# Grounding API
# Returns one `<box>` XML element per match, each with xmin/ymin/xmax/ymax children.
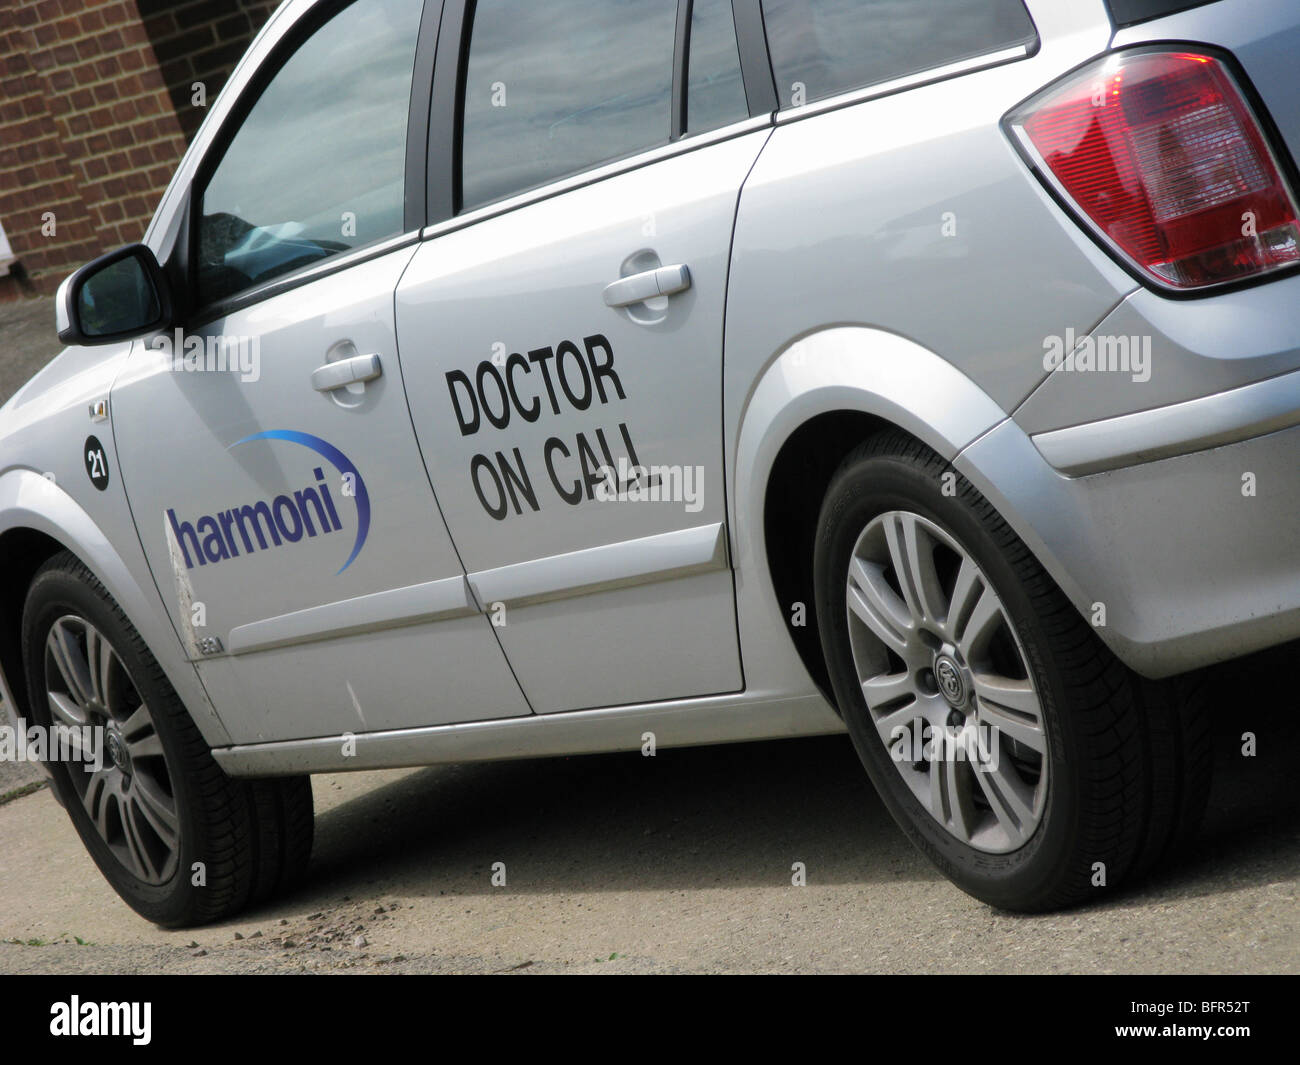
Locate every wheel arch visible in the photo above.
<box><xmin>733</xmin><ymin>326</ymin><xmax>1011</xmax><ymax>706</ymax></box>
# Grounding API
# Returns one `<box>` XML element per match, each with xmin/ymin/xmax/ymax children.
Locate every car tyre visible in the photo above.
<box><xmin>21</xmin><ymin>551</ymin><xmax>313</xmax><ymax>927</ymax></box>
<box><xmin>813</xmin><ymin>432</ymin><xmax>1210</xmax><ymax>911</ymax></box>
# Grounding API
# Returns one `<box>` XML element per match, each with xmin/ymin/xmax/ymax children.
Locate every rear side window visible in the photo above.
<box><xmin>460</xmin><ymin>0</ymin><xmax>678</xmax><ymax>211</ymax></box>
<box><xmin>1106</xmin><ymin>0</ymin><xmax>1221</xmax><ymax>27</ymax></box>
<box><xmin>687</xmin><ymin>0</ymin><xmax>749</xmax><ymax>134</ymax></box>
<box><xmin>761</xmin><ymin>0</ymin><xmax>1037</xmax><ymax>108</ymax></box>
<box><xmin>197</xmin><ymin>0</ymin><xmax>423</xmax><ymax>307</ymax></box>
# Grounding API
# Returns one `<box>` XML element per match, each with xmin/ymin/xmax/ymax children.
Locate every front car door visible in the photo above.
<box><xmin>112</xmin><ymin>0</ymin><xmax>529</xmax><ymax>745</ymax></box>
<box><xmin>395</xmin><ymin>0</ymin><xmax>769</xmax><ymax>713</ymax></box>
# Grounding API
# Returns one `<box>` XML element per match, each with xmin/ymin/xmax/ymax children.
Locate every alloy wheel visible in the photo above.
<box><xmin>43</xmin><ymin>615</ymin><xmax>180</xmax><ymax>884</ymax></box>
<box><xmin>844</xmin><ymin>511</ymin><xmax>1049</xmax><ymax>853</ymax></box>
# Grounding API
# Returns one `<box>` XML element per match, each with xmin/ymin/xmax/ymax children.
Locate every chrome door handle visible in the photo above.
<box><xmin>602</xmin><ymin>264</ymin><xmax>692</xmax><ymax>308</ymax></box>
<box><xmin>311</xmin><ymin>353</ymin><xmax>382</xmax><ymax>392</ymax></box>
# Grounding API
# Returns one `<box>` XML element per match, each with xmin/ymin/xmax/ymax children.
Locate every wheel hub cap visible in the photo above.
<box><xmin>105</xmin><ymin>728</ymin><xmax>131</xmax><ymax>776</ymax></box>
<box><xmin>934</xmin><ymin>652</ymin><xmax>968</xmax><ymax>708</ymax></box>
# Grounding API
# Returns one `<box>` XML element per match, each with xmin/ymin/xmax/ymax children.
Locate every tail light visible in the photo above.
<box><xmin>1008</xmin><ymin>49</ymin><xmax>1300</xmax><ymax>291</ymax></box>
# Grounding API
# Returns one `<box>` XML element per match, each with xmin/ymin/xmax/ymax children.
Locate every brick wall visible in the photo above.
<box><xmin>0</xmin><ymin>0</ymin><xmax>277</xmax><ymax>301</ymax></box>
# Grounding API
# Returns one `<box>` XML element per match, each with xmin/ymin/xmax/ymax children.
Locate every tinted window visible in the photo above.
<box><xmin>687</xmin><ymin>0</ymin><xmax>749</xmax><ymax>134</ymax></box>
<box><xmin>460</xmin><ymin>0</ymin><xmax>677</xmax><ymax>211</ymax></box>
<box><xmin>1106</xmin><ymin>0</ymin><xmax>1219</xmax><ymax>27</ymax></box>
<box><xmin>761</xmin><ymin>0</ymin><xmax>1036</xmax><ymax>107</ymax></box>
<box><xmin>197</xmin><ymin>0</ymin><xmax>423</xmax><ymax>307</ymax></box>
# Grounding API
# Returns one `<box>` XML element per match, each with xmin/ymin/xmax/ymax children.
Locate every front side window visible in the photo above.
<box><xmin>761</xmin><ymin>0</ymin><xmax>1036</xmax><ymax>108</ymax></box>
<box><xmin>460</xmin><ymin>0</ymin><xmax>678</xmax><ymax>212</ymax></box>
<box><xmin>196</xmin><ymin>0</ymin><xmax>423</xmax><ymax>307</ymax></box>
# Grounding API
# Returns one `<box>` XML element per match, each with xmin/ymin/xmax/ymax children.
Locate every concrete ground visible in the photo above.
<box><xmin>0</xmin><ymin>645</ymin><xmax>1297</xmax><ymax>974</ymax></box>
<box><xmin>0</xmin><ymin>295</ymin><xmax>1296</xmax><ymax>973</ymax></box>
<box><xmin>0</xmin><ymin>296</ymin><xmax>62</xmax><ymax>406</ymax></box>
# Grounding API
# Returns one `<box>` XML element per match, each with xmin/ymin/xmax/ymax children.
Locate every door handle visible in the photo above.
<box><xmin>311</xmin><ymin>352</ymin><xmax>382</xmax><ymax>392</ymax></box>
<box><xmin>602</xmin><ymin>264</ymin><xmax>692</xmax><ymax>308</ymax></box>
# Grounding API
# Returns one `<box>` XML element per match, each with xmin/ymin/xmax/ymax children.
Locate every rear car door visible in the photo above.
<box><xmin>112</xmin><ymin>0</ymin><xmax>530</xmax><ymax>745</ymax></box>
<box><xmin>394</xmin><ymin>0</ymin><xmax>768</xmax><ymax>713</ymax></box>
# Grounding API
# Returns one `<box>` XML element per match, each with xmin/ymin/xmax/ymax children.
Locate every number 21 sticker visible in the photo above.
<box><xmin>84</xmin><ymin>436</ymin><xmax>110</xmax><ymax>491</ymax></box>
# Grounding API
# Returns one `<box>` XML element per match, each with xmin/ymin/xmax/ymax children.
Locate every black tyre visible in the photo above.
<box><xmin>813</xmin><ymin>432</ymin><xmax>1209</xmax><ymax>911</ymax></box>
<box><xmin>21</xmin><ymin>551</ymin><xmax>314</xmax><ymax>927</ymax></box>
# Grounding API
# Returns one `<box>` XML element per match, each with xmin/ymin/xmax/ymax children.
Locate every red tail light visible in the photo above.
<box><xmin>1009</xmin><ymin>49</ymin><xmax>1300</xmax><ymax>291</ymax></box>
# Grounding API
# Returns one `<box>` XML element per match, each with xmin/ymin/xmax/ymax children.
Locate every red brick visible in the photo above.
<box><xmin>216</xmin><ymin>14</ymin><xmax>250</xmax><ymax>41</ymax></box>
<box><xmin>142</xmin><ymin>12</ymin><xmax>177</xmax><ymax>38</ymax></box>
<box><xmin>78</xmin><ymin>10</ymin><xmax>106</xmax><ymax>35</ymax></box>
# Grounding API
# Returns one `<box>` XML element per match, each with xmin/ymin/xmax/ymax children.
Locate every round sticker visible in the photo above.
<box><xmin>84</xmin><ymin>436</ymin><xmax>110</xmax><ymax>491</ymax></box>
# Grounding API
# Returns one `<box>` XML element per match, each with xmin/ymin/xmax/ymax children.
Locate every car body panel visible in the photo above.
<box><xmin>0</xmin><ymin>347</ymin><xmax>232</xmax><ymax>748</ymax></box>
<box><xmin>109</xmin><ymin>246</ymin><xmax>531</xmax><ymax>745</ymax></box>
<box><xmin>393</xmin><ymin>130</ymin><xmax>769</xmax><ymax>713</ymax></box>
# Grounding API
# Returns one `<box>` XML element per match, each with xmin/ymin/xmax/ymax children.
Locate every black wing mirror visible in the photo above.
<box><xmin>56</xmin><ymin>244</ymin><xmax>173</xmax><ymax>346</ymax></box>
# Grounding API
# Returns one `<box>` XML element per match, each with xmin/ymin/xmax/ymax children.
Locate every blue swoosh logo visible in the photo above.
<box><xmin>230</xmin><ymin>430</ymin><xmax>370</xmax><ymax>574</ymax></box>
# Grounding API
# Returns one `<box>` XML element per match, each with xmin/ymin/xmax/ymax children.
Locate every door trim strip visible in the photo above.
<box><xmin>226</xmin><ymin>575</ymin><xmax>478</xmax><ymax>656</ymax></box>
<box><xmin>468</xmin><ymin>522</ymin><xmax>729</xmax><ymax>609</ymax></box>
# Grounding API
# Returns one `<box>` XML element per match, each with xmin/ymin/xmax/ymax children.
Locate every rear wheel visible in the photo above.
<box><xmin>22</xmin><ymin>551</ymin><xmax>313</xmax><ymax>927</ymax></box>
<box><xmin>813</xmin><ymin>432</ymin><xmax>1210</xmax><ymax>911</ymax></box>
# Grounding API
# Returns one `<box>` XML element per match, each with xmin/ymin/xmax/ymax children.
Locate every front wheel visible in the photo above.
<box><xmin>22</xmin><ymin>552</ymin><xmax>314</xmax><ymax>927</ymax></box>
<box><xmin>813</xmin><ymin>432</ymin><xmax>1209</xmax><ymax>911</ymax></box>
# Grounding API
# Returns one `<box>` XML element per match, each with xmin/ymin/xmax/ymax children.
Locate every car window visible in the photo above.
<box><xmin>460</xmin><ymin>0</ymin><xmax>678</xmax><ymax>212</ymax></box>
<box><xmin>687</xmin><ymin>0</ymin><xmax>749</xmax><ymax>134</ymax></box>
<box><xmin>761</xmin><ymin>0</ymin><xmax>1036</xmax><ymax>108</ymax></box>
<box><xmin>196</xmin><ymin>0</ymin><xmax>423</xmax><ymax>307</ymax></box>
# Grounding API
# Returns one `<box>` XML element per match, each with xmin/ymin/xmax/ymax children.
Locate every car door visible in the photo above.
<box><xmin>394</xmin><ymin>0</ymin><xmax>768</xmax><ymax>713</ymax></box>
<box><xmin>111</xmin><ymin>0</ymin><xmax>529</xmax><ymax>745</ymax></box>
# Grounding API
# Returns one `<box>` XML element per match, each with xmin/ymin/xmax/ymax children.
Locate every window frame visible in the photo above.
<box><xmin>758</xmin><ymin>0</ymin><xmax>1040</xmax><ymax>123</ymax></box>
<box><xmin>183</xmin><ymin>0</ymin><xmax>443</xmax><ymax>328</ymax></box>
<box><xmin>426</xmin><ymin>0</ymin><xmax>777</xmax><ymax>229</ymax></box>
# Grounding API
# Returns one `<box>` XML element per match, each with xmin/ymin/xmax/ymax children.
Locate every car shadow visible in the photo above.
<box><xmin>303</xmin><ymin>641</ymin><xmax>1300</xmax><ymax>903</ymax></box>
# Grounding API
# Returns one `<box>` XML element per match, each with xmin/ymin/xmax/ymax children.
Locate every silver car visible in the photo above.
<box><xmin>3</xmin><ymin>0</ymin><xmax>1297</xmax><ymax>925</ymax></box>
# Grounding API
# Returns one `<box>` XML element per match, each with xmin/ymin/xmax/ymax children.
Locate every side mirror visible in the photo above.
<box><xmin>56</xmin><ymin>244</ymin><xmax>173</xmax><ymax>346</ymax></box>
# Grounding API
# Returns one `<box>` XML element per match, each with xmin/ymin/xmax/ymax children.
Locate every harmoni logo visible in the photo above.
<box><xmin>50</xmin><ymin>997</ymin><xmax>151</xmax><ymax>1045</ymax></box>
<box><xmin>166</xmin><ymin>431</ymin><xmax>370</xmax><ymax>575</ymax></box>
